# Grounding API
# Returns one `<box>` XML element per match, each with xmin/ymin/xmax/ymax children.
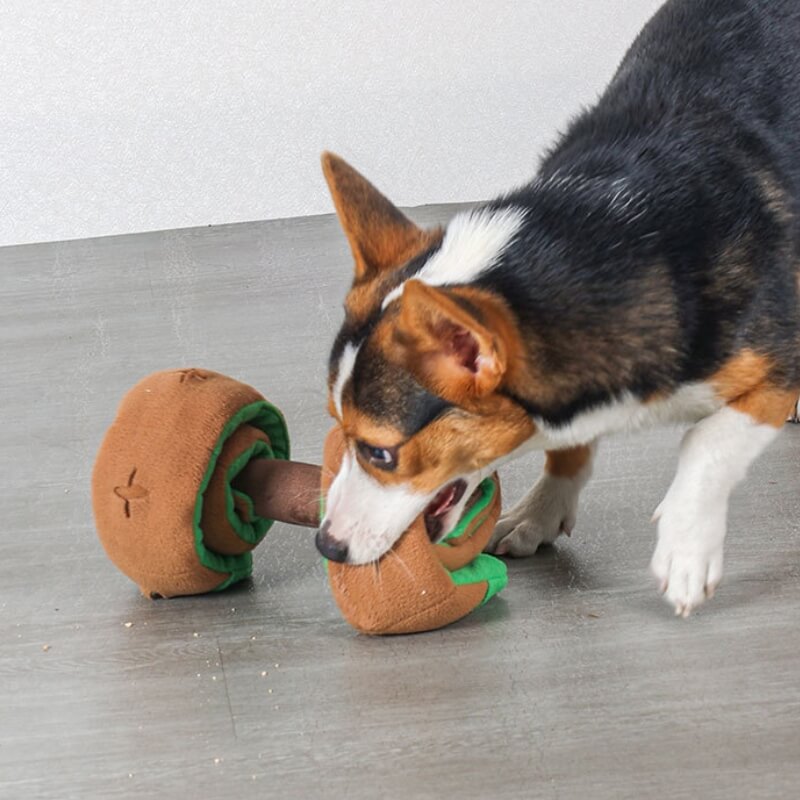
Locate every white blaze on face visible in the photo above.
<box><xmin>331</xmin><ymin>341</ymin><xmax>360</xmax><ymax>418</ymax></box>
<box><xmin>382</xmin><ymin>206</ymin><xmax>526</xmax><ymax>309</ymax></box>
<box><xmin>322</xmin><ymin>450</ymin><xmax>435</xmax><ymax>563</ymax></box>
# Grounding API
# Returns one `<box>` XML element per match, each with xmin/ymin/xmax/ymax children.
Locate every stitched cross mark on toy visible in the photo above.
<box><xmin>114</xmin><ymin>468</ymin><xmax>148</xmax><ymax>518</ymax></box>
<box><xmin>178</xmin><ymin>369</ymin><xmax>209</xmax><ymax>383</ymax></box>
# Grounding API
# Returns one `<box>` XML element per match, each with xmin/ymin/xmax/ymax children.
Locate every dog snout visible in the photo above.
<box><xmin>315</xmin><ymin>519</ymin><xmax>349</xmax><ymax>563</ymax></box>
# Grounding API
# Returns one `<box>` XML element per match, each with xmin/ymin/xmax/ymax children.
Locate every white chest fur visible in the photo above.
<box><xmin>531</xmin><ymin>382</ymin><xmax>722</xmax><ymax>450</ymax></box>
<box><xmin>533</xmin><ymin>383</ymin><xmax>722</xmax><ymax>449</ymax></box>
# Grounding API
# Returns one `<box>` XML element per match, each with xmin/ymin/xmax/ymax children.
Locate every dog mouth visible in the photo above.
<box><xmin>423</xmin><ymin>479</ymin><xmax>477</xmax><ymax>541</ymax></box>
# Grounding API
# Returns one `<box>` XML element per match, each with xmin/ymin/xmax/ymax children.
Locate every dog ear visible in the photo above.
<box><xmin>394</xmin><ymin>280</ymin><xmax>510</xmax><ymax>400</ymax></box>
<box><xmin>321</xmin><ymin>152</ymin><xmax>438</xmax><ymax>281</ymax></box>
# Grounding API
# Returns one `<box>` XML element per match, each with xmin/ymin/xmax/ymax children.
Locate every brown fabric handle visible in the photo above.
<box><xmin>232</xmin><ymin>458</ymin><xmax>322</xmax><ymax>528</ymax></box>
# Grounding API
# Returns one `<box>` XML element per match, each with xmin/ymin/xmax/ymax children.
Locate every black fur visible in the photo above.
<box><xmin>474</xmin><ymin>0</ymin><xmax>800</xmax><ymax>425</ymax></box>
<box><xmin>352</xmin><ymin>343</ymin><xmax>453</xmax><ymax>437</ymax></box>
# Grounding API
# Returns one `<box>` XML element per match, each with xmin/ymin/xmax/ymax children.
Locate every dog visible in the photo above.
<box><xmin>315</xmin><ymin>0</ymin><xmax>800</xmax><ymax>617</ymax></box>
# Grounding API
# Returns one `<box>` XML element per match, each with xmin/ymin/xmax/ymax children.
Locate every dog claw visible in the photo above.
<box><xmin>673</xmin><ymin>601</ymin><xmax>693</xmax><ymax>618</ymax></box>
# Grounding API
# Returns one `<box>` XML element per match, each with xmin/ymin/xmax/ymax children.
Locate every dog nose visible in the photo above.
<box><xmin>315</xmin><ymin>520</ymin><xmax>349</xmax><ymax>563</ymax></box>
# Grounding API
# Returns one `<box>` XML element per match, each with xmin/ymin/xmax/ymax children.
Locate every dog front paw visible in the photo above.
<box><xmin>487</xmin><ymin>514</ymin><xmax>571</xmax><ymax>557</ymax></box>
<box><xmin>485</xmin><ymin>474</ymin><xmax>579</xmax><ymax>557</ymax></box>
<box><xmin>649</xmin><ymin>539</ymin><xmax>723</xmax><ymax>617</ymax></box>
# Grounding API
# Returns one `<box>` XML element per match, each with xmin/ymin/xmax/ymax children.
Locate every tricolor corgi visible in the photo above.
<box><xmin>316</xmin><ymin>0</ymin><xmax>800</xmax><ymax>616</ymax></box>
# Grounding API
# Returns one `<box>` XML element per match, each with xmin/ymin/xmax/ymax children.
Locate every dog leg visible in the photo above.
<box><xmin>486</xmin><ymin>443</ymin><xmax>596</xmax><ymax>556</ymax></box>
<box><xmin>787</xmin><ymin>396</ymin><xmax>800</xmax><ymax>423</ymax></box>
<box><xmin>650</xmin><ymin>391</ymin><xmax>791</xmax><ymax>617</ymax></box>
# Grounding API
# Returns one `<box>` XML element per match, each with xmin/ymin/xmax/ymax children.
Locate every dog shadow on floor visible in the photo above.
<box><xmin>507</xmin><ymin>541</ymin><xmax>602</xmax><ymax>592</ymax></box>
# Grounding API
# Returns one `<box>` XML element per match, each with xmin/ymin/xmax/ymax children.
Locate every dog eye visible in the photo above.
<box><xmin>356</xmin><ymin>441</ymin><xmax>398</xmax><ymax>471</ymax></box>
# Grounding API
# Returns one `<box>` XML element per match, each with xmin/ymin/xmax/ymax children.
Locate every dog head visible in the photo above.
<box><xmin>317</xmin><ymin>153</ymin><xmax>536</xmax><ymax>564</ymax></box>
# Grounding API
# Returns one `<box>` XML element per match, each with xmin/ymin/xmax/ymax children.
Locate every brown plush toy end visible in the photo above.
<box><xmin>92</xmin><ymin>368</ymin><xmax>291</xmax><ymax>598</ymax></box>
<box><xmin>321</xmin><ymin>427</ymin><xmax>506</xmax><ymax>635</ymax></box>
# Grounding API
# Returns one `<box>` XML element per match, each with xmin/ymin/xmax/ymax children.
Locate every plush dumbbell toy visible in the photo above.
<box><xmin>92</xmin><ymin>368</ymin><xmax>507</xmax><ymax>633</ymax></box>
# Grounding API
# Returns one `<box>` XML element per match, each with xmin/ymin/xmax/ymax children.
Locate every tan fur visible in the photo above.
<box><xmin>711</xmin><ymin>349</ymin><xmax>771</xmax><ymax>396</ymax></box>
<box><xmin>343</xmin><ymin>257</ymin><xmax>423</xmax><ymax>324</ymax></box>
<box><xmin>754</xmin><ymin>169</ymin><xmax>792</xmax><ymax>226</ymax></box>
<box><xmin>395</xmin><ymin>280</ymin><xmax>521</xmax><ymax>407</ymax></box>
<box><xmin>321</xmin><ymin>152</ymin><xmax>441</xmax><ymax>285</ymax></box>
<box><xmin>730</xmin><ymin>387</ymin><xmax>797</xmax><ymax>427</ymax></box>
<box><xmin>545</xmin><ymin>445</ymin><xmax>592</xmax><ymax>478</ymax></box>
<box><xmin>710</xmin><ymin>349</ymin><xmax>797</xmax><ymax>427</ymax></box>
<box><xmin>340</xmin><ymin>395</ymin><xmax>535</xmax><ymax>495</ymax></box>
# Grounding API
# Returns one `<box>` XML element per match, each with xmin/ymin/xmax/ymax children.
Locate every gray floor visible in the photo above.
<box><xmin>2</xmin><ymin>206</ymin><xmax>800</xmax><ymax>800</ymax></box>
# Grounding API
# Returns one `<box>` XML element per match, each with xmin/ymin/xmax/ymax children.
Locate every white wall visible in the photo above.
<box><xmin>0</xmin><ymin>1</ymin><xmax>663</xmax><ymax>247</ymax></box>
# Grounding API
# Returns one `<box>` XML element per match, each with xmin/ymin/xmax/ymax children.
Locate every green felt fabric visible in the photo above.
<box><xmin>449</xmin><ymin>553</ymin><xmax>508</xmax><ymax>605</ymax></box>
<box><xmin>224</xmin><ymin>441</ymin><xmax>274</xmax><ymax>544</ymax></box>
<box><xmin>191</xmin><ymin>400</ymin><xmax>290</xmax><ymax>591</ymax></box>
<box><xmin>441</xmin><ymin>477</ymin><xmax>496</xmax><ymax>541</ymax></box>
<box><xmin>439</xmin><ymin>476</ymin><xmax>508</xmax><ymax>603</ymax></box>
